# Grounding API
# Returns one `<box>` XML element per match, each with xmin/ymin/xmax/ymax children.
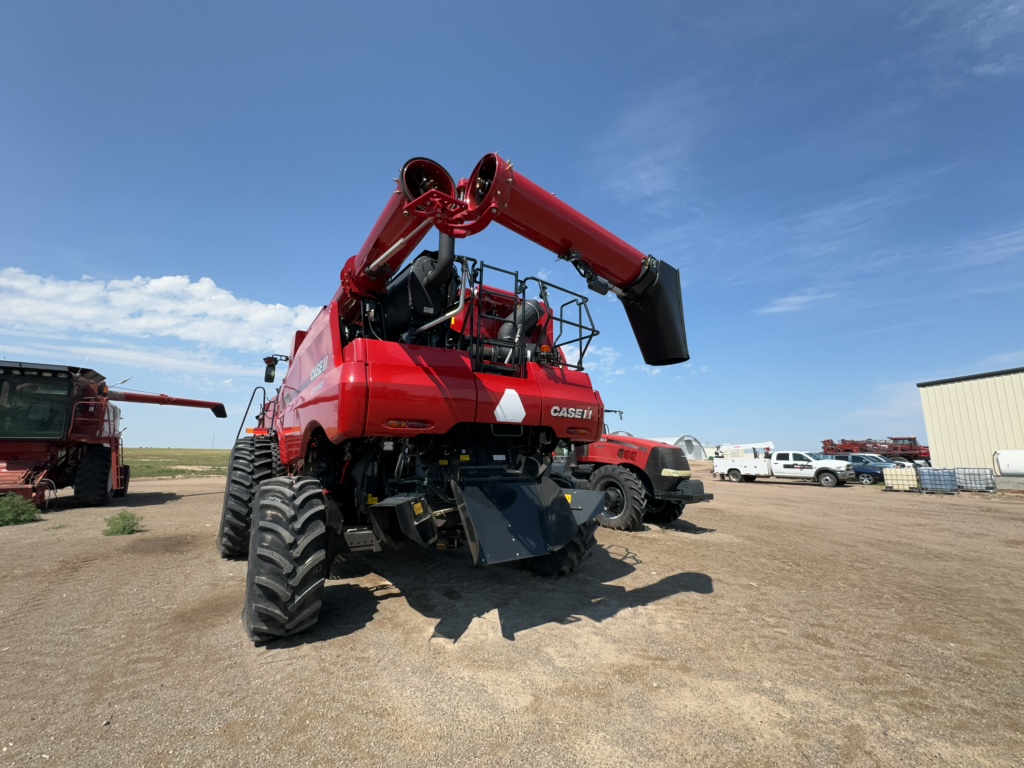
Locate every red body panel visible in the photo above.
<box><xmin>274</xmin><ymin>324</ymin><xmax>604</xmax><ymax>467</ymax></box>
<box><xmin>578</xmin><ymin>434</ymin><xmax>667</xmax><ymax>469</ymax></box>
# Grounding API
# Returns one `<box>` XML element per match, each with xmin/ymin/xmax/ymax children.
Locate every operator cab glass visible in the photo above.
<box><xmin>0</xmin><ymin>371</ymin><xmax>72</xmax><ymax>440</ymax></box>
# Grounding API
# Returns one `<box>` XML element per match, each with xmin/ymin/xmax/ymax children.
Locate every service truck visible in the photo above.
<box><xmin>713</xmin><ymin>451</ymin><xmax>854</xmax><ymax>487</ymax></box>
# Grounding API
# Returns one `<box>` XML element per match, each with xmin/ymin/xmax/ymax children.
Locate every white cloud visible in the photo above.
<box><xmin>907</xmin><ymin>1</ymin><xmax>1024</xmax><ymax>79</ymax></box>
<box><xmin>940</xmin><ymin>225</ymin><xmax>1024</xmax><ymax>268</ymax></box>
<box><xmin>754</xmin><ymin>290</ymin><xmax>834</xmax><ymax>314</ymax></box>
<box><xmin>589</xmin><ymin>79</ymin><xmax>711</xmax><ymax>213</ymax></box>
<box><xmin>0</xmin><ymin>268</ymin><xmax>321</xmax><ymax>356</ymax></box>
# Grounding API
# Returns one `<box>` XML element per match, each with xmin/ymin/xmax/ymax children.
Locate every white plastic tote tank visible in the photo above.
<box><xmin>994</xmin><ymin>450</ymin><xmax>1024</xmax><ymax>477</ymax></box>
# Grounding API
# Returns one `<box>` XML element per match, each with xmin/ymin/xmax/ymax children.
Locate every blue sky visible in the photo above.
<box><xmin>2</xmin><ymin>1</ymin><xmax>1022</xmax><ymax>450</ymax></box>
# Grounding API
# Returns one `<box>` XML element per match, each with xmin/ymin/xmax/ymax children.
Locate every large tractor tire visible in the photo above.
<box><xmin>73</xmin><ymin>445</ymin><xmax>113</xmax><ymax>506</ymax></box>
<box><xmin>589</xmin><ymin>465</ymin><xmax>647</xmax><ymax>531</ymax></box>
<box><xmin>217</xmin><ymin>436</ymin><xmax>277</xmax><ymax>559</ymax></box>
<box><xmin>523</xmin><ymin>519</ymin><xmax>598</xmax><ymax>577</ymax></box>
<box><xmin>645</xmin><ymin>499</ymin><xmax>685</xmax><ymax>525</ymax></box>
<box><xmin>242</xmin><ymin>476</ymin><xmax>328</xmax><ymax>643</ymax></box>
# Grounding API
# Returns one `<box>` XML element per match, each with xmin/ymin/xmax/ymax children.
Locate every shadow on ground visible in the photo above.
<box><xmin>275</xmin><ymin>541</ymin><xmax>713</xmax><ymax>647</ymax></box>
<box><xmin>43</xmin><ymin>491</ymin><xmax>182</xmax><ymax>513</ymax></box>
<box><xmin>664</xmin><ymin>519</ymin><xmax>716</xmax><ymax>535</ymax></box>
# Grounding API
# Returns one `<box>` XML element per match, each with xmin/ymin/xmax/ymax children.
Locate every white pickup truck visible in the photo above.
<box><xmin>713</xmin><ymin>451</ymin><xmax>855</xmax><ymax>488</ymax></box>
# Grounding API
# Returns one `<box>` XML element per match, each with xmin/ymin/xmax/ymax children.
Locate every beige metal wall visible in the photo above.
<box><xmin>919</xmin><ymin>371</ymin><xmax>1024</xmax><ymax>470</ymax></box>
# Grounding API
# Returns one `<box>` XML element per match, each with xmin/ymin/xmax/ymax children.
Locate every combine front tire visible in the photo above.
<box><xmin>217</xmin><ymin>437</ymin><xmax>276</xmax><ymax>559</ymax></box>
<box><xmin>645</xmin><ymin>500</ymin><xmax>685</xmax><ymax>525</ymax></box>
<box><xmin>73</xmin><ymin>445</ymin><xmax>113</xmax><ymax>506</ymax></box>
<box><xmin>523</xmin><ymin>520</ymin><xmax>597</xmax><ymax>577</ymax></box>
<box><xmin>589</xmin><ymin>465</ymin><xmax>647</xmax><ymax>531</ymax></box>
<box><xmin>242</xmin><ymin>476</ymin><xmax>328</xmax><ymax>643</ymax></box>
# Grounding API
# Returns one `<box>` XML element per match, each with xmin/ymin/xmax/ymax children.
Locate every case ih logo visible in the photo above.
<box><xmin>309</xmin><ymin>355</ymin><xmax>329</xmax><ymax>384</ymax></box>
<box><xmin>550</xmin><ymin>406</ymin><xmax>593</xmax><ymax>420</ymax></box>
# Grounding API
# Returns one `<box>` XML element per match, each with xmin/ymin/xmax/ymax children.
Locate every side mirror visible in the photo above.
<box><xmin>264</xmin><ymin>364</ymin><xmax>276</xmax><ymax>383</ymax></box>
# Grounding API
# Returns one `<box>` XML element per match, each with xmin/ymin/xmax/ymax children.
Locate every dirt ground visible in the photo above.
<box><xmin>2</xmin><ymin>464</ymin><xmax>1022</xmax><ymax>767</ymax></box>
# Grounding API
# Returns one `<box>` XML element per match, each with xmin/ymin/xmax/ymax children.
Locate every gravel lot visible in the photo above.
<box><xmin>2</xmin><ymin>466</ymin><xmax>1022</xmax><ymax>767</ymax></box>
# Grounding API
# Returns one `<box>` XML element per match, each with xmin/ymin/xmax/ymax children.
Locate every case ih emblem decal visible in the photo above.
<box><xmin>309</xmin><ymin>355</ymin><xmax>329</xmax><ymax>384</ymax></box>
<box><xmin>550</xmin><ymin>406</ymin><xmax>593</xmax><ymax>419</ymax></box>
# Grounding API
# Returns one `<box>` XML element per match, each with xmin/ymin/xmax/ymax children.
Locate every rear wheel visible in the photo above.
<box><xmin>217</xmin><ymin>436</ymin><xmax>277</xmax><ymax>558</ymax></box>
<box><xmin>645</xmin><ymin>499</ymin><xmax>685</xmax><ymax>525</ymax></box>
<box><xmin>727</xmin><ymin>469</ymin><xmax>742</xmax><ymax>483</ymax></box>
<box><xmin>589</xmin><ymin>465</ymin><xmax>647</xmax><ymax>531</ymax></box>
<box><xmin>857</xmin><ymin>473</ymin><xmax>876</xmax><ymax>485</ymax></box>
<box><xmin>243</xmin><ymin>476</ymin><xmax>328</xmax><ymax>643</ymax></box>
<box><xmin>73</xmin><ymin>445</ymin><xmax>113</xmax><ymax>506</ymax></box>
<box><xmin>818</xmin><ymin>471</ymin><xmax>838</xmax><ymax>488</ymax></box>
<box><xmin>523</xmin><ymin>520</ymin><xmax>597</xmax><ymax>577</ymax></box>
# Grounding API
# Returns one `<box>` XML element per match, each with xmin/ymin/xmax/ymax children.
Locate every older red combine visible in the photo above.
<box><xmin>220</xmin><ymin>154</ymin><xmax>692</xmax><ymax>642</ymax></box>
<box><xmin>0</xmin><ymin>361</ymin><xmax>227</xmax><ymax>507</ymax></box>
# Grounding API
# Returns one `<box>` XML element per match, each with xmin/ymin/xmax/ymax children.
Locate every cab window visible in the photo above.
<box><xmin>775</xmin><ymin>452</ymin><xmax>790</xmax><ymax>461</ymax></box>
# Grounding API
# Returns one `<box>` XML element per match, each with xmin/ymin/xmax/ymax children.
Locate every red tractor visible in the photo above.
<box><xmin>556</xmin><ymin>433</ymin><xmax>712</xmax><ymax>531</ymax></box>
<box><xmin>217</xmin><ymin>153</ymin><xmax>693</xmax><ymax>642</ymax></box>
<box><xmin>821</xmin><ymin>437</ymin><xmax>931</xmax><ymax>464</ymax></box>
<box><xmin>0</xmin><ymin>361</ymin><xmax>227</xmax><ymax>507</ymax></box>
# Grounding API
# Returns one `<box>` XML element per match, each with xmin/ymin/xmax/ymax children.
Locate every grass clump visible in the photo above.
<box><xmin>103</xmin><ymin>510</ymin><xmax>143</xmax><ymax>536</ymax></box>
<box><xmin>0</xmin><ymin>493</ymin><xmax>41</xmax><ymax>526</ymax></box>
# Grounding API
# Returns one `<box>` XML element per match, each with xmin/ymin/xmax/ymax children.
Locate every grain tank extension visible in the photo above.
<box><xmin>220</xmin><ymin>154</ymin><xmax>692</xmax><ymax>642</ymax></box>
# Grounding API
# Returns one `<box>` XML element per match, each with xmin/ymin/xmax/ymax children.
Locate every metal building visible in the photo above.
<box><xmin>917</xmin><ymin>367</ymin><xmax>1024</xmax><ymax>471</ymax></box>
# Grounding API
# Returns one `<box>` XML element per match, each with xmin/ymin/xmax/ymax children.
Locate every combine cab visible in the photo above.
<box><xmin>0</xmin><ymin>362</ymin><xmax>227</xmax><ymax>507</ymax></box>
<box><xmin>219</xmin><ymin>154</ymin><xmax>695</xmax><ymax>643</ymax></box>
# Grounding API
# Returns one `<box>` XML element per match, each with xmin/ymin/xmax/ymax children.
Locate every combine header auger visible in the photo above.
<box><xmin>222</xmin><ymin>154</ymin><xmax>692</xmax><ymax>643</ymax></box>
<box><xmin>0</xmin><ymin>362</ymin><xmax>227</xmax><ymax>507</ymax></box>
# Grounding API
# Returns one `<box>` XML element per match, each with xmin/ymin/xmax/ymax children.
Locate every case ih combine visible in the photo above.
<box><xmin>821</xmin><ymin>437</ymin><xmax>930</xmax><ymax>464</ymax></box>
<box><xmin>219</xmin><ymin>153</ymin><xmax>692</xmax><ymax>643</ymax></box>
<box><xmin>0</xmin><ymin>361</ymin><xmax>227</xmax><ymax>507</ymax></box>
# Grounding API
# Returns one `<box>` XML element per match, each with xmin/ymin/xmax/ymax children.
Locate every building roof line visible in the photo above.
<box><xmin>917</xmin><ymin>367</ymin><xmax>1024</xmax><ymax>388</ymax></box>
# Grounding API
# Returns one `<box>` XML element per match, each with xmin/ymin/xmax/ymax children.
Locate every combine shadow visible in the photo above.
<box><xmin>114</xmin><ymin>491</ymin><xmax>182</xmax><ymax>508</ymax></box>
<box><xmin>42</xmin><ymin>490</ymin><xmax>182</xmax><ymax>513</ymax></box>
<box><xmin>277</xmin><ymin>542</ymin><xmax>713</xmax><ymax>646</ymax></box>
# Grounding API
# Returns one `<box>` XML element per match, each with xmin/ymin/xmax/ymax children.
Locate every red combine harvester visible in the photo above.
<box><xmin>821</xmin><ymin>437</ymin><xmax>931</xmax><ymax>464</ymax></box>
<box><xmin>220</xmin><ymin>153</ymin><xmax>692</xmax><ymax>642</ymax></box>
<box><xmin>0</xmin><ymin>362</ymin><xmax>227</xmax><ymax>507</ymax></box>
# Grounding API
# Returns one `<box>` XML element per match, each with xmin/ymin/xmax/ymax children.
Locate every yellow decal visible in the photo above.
<box><xmin>564</xmin><ymin>494</ymin><xmax>573</xmax><ymax>503</ymax></box>
<box><xmin>367</xmin><ymin>495</ymin><xmax>379</xmax><ymax>506</ymax></box>
<box><xmin>413</xmin><ymin>502</ymin><xmax>424</xmax><ymax>517</ymax></box>
<box><xmin>460</xmin><ymin>454</ymin><xmax>471</xmax><ymax>462</ymax></box>
<box><xmin>439</xmin><ymin>459</ymin><xmax>449</xmax><ymax>466</ymax></box>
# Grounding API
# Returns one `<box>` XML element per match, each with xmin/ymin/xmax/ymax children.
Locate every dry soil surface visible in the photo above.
<box><xmin>2</xmin><ymin>467</ymin><xmax>1022</xmax><ymax>767</ymax></box>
